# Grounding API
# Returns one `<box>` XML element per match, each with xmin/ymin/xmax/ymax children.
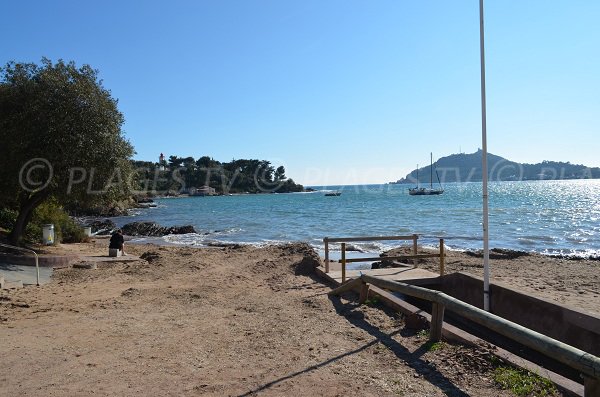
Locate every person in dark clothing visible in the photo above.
<box><xmin>109</xmin><ymin>229</ymin><xmax>126</xmax><ymax>255</ymax></box>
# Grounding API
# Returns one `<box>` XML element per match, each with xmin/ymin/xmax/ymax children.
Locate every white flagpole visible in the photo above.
<box><xmin>479</xmin><ymin>0</ymin><xmax>491</xmax><ymax>311</ymax></box>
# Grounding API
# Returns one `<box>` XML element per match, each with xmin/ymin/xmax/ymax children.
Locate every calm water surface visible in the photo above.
<box><xmin>113</xmin><ymin>180</ymin><xmax>600</xmax><ymax>257</ymax></box>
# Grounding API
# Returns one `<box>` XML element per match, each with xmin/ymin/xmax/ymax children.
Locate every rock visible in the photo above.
<box><xmin>135</xmin><ymin>197</ymin><xmax>154</xmax><ymax>204</ymax></box>
<box><xmin>345</xmin><ymin>244</ymin><xmax>364</xmax><ymax>252</ymax></box>
<box><xmin>165</xmin><ymin>225</ymin><xmax>196</xmax><ymax>234</ymax></box>
<box><xmin>379</xmin><ymin>246</ymin><xmax>419</xmax><ymax>267</ymax></box>
<box><xmin>140</xmin><ymin>251</ymin><xmax>161</xmax><ymax>263</ymax></box>
<box><xmin>73</xmin><ymin>262</ymin><xmax>97</xmax><ymax>269</ymax></box>
<box><xmin>465</xmin><ymin>248</ymin><xmax>529</xmax><ymax>260</ymax></box>
<box><xmin>86</xmin><ymin>219</ymin><xmax>116</xmax><ymax>235</ymax></box>
<box><xmin>104</xmin><ymin>206</ymin><xmax>129</xmax><ymax>217</ymax></box>
<box><xmin>121</xmin><ymin>222</ymin><xmax>197</xmax><ymax>237</ymax></box>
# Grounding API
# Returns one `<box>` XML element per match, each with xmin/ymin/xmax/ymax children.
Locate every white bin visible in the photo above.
<box><xmin>83</xmin><ymin>227</ymin><xmax>92</xmax><ymax>237</ymax></box>
<box><xmin>42</xmin><ymin>224</ymin><xmax>55</xmax><ymax>245</ymax></box>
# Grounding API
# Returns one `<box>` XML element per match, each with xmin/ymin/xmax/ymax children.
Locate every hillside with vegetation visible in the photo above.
<box><xmin>132</xmin><ymin>155</ymin><xmax>304</xmax><ymax>195</ymax></box>
<box><xmin>394</xmin><ymin>150</ymin><xmax>600</xmax><ymax>184</ymax></box>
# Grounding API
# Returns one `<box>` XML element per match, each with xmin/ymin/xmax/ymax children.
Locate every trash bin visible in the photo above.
<box><xmin>83</xmin><ymin>227</ymin><xmax>92</xmax><ymax>237</ymax></box>
<box><xmin>42</xmin><ymin>224</ymin><xmax>55</xmax><ymax>245</ymax></box>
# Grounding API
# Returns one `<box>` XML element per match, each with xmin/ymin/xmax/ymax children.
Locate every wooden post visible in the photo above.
<box><xmin>412</xmin><ymin>234</ymin><xmax>418</xmax><ymax>267</ymax></box>
<box><xmin>359</xmin><ymin>282</ymin><xmax>370</xmax><ymax>304</ymax></box>
<box><xmin>324</xmin><ymin>237</ymin><xmax>329</xmax><ymax>273</ymax></box>
<box><xmin>584</xmin><ymin>376</ymin><xmax>600</xmax><ymax>397</ymax></box>
<box><xmin>430</xmin><ymin>302</ymin><xmax>445</xmax><ymax>342</ymax></box>
<box><xmin>341</xmin><ymin>243</ymin><xmax>346</xmax><ymax>283</ymax></box>
<box><xmin>439</xmin><ymin>238</ymin><xmax>445</xmax><ymax>276</ymax></box>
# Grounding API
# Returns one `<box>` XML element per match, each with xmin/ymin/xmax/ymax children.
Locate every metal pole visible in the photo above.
<box><xmin>324</xmin><ymin>237</ymin><xmax>330</xmax><ymax>273</ymax></box>
<box><xmin>479</xmin><ymin>0</ymin><xmax>491</xmax><ymax>311</ymax></box>
<box><xmin>34</xmin><ymin>252</ymin><xmax>39</xmax><ymax>286</ymax></box>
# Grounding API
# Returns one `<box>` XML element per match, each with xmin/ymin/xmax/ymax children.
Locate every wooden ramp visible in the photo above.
<box><xmin>317</xmin><ymin>261</ymin><xmax>440</xmax><ymax>286</ymax></box>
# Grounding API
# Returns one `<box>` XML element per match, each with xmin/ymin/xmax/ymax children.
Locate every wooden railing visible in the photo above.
<box><xmin>330</xmin><ymin>274</ymin><xmax>600</xmax><ymax>396</ymax></box>
<box><xmin>323</xmin><ymin>235</ymin><xmax>445</xmax><ymax>283</ymax></box>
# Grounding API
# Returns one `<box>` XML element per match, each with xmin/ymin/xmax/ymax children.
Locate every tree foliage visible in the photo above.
<box><xmin>0</xmin><ymin>58</ymin><xmax>134</xmax><ymax>244</ymax></box>
<box><xmin>132</xmin><ymin>156</ymin><xmax>304</xmax><ymax>195</ymax></box>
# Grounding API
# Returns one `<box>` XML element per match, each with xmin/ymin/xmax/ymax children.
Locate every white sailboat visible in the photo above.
<box><xmin>408</xmin><ymin>153</ymin><xmax>444</xmax><ymax>195</ymax></box>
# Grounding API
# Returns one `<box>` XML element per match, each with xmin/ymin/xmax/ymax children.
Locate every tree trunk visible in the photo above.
<box><xmin>9</xmin><ymin>192</ymin><xmax>49</xmax><ymax>246</ymax></box>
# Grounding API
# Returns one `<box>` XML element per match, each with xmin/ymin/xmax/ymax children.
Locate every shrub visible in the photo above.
<box><xmin>25</xmin><ymin>201</ymin><xmax>88</xmax><ymax>244</ymax></box>
<box><xmin>0</xmin><ymin>208</ymin><xmax>17</xmax><ymax>230</ymax></box>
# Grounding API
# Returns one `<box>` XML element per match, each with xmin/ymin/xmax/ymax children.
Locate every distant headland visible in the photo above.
<box><xmin>132</xmin><ymin>154</ymin><xmax>305</xmax><ymax>195</ymax></box>
<box><xmin>392</xmin><ymin>150</ymin><xmax>600</xmax><ymax>184</ymax></box>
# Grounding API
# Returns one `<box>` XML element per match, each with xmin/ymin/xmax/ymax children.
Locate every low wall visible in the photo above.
<box><xmin>0</xmin><ymin>253</ymin><xmax>81</xmax><ymax>268</ymax></box>
<box><xmin>439</xmin><ymin>272</ymin><xmax>600</xmax><ymax>356</ymax></box>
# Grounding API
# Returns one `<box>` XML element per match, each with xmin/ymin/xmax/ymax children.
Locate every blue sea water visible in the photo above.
<box><xmin>113</xmin><ymin>180</ymin><xmax>600</xmax><ymax>258</ymax></box>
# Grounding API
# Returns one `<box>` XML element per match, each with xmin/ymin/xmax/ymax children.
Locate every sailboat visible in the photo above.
<box><xmin>408</xmin><ymin>153</ymin><xmax>444</xmax><ymax>195</ymax></box>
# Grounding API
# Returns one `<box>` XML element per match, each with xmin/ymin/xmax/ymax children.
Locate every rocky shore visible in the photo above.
<box><xmin>84</xmin><ymin>219</ymin><xmax>197</xmax><ymax>237</ymax></box>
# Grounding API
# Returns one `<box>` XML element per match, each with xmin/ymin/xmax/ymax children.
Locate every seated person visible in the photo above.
<box><xmin>109</xmin><ymin>229</ymin><xmax>126</xmax><ymax>255</ymax></box>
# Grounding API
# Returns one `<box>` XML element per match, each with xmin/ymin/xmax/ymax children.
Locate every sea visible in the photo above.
<box><xmin>112</xmin><ymin>179</ymin><xmax>600</xmax><ymax>260</ymax></box>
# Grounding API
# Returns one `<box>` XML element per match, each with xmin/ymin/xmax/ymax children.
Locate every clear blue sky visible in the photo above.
<box><xmin>2</xmin><ymin>1</ymin><xmax>598</xmax><ymax>185</ymax></box>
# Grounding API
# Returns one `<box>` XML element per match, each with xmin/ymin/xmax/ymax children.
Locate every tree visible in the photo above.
<box><xmin>0</xmin><ymin>58</ymin><xmax>134</xmax><ymax>244</ymax></box>
<box><xmin>274</xmin><ymin>166</ymin><xmax>286</xmax><ymax>182</ymax></box>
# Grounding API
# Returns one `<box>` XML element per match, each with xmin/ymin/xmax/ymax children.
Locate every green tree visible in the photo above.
<box><xmin>274</xmin><ymin>166</ymin><xmax>286</xmax><ymax>182</ymax></box>
<box><xmin>0</xmin><ymin>58</ymin><xmax>134</xmax><ymax>244</ymax></box>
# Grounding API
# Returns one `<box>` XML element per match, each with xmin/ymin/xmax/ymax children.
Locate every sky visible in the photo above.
<box><xmin>1</xmin><ymin>0</ymin><xmax>598</xmax><ymax>185</ymax></box>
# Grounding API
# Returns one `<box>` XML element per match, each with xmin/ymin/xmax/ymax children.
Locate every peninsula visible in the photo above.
<box><xmin>393</xmin><ymin>150</ymin><xmax>600</xmax><ymax>184</ymax></box>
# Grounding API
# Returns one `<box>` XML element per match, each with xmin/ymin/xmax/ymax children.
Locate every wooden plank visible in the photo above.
<box><xmin>325</xmin><ymin>235</ymin><xmax>419</xmax><ymax>243</ymax></box>
<box><xmin>325</xmin><ymin>267</ymin><xmax>440</xmax><ymax>286</ymax></box>
<box><xmin>361</xmin><ymin>274</ymin><xmax>442</xmax><ymax>302</ymax></box>
<box><xmin>328</xmin><ymin>277</ymin><xmax>363</xmax><ymax>296</ymax></box>
<box><xmin>339</xmin><ymin>254</ymin><xmax>441</xmax><ymax>263</ymax></box>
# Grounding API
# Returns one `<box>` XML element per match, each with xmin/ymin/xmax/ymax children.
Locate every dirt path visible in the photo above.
<box><xmin>1</xmin><ymin>242</ymin><xmax>540</xmax><ymax>396</ymax></box>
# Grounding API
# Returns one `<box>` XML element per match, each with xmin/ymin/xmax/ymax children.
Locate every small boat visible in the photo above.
<box><xmin>409</xmin><ymin>153</ymin><xmax>444</xmax><ymax>196</ymax></box>
<box><xmin>324</xmin><ymin>192</ymin><xmax>341</xmax><ymax>196</ymax></box>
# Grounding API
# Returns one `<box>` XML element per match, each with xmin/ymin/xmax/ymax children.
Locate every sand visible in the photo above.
<box><xmin>1</xmin><ymin>239</ymin><xmax>590</xmax><ymax>396</ymax></box>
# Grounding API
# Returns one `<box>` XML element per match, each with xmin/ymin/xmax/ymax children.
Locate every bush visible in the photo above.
<box><xmin>25</xmin><ymin>201</ymin><xmax>88</xmax><ymax>244</ymax></box>
<box><xmin>0</xmin><ymin>208</ymin><xmax>17</xmax><ymax>230</ymax></box>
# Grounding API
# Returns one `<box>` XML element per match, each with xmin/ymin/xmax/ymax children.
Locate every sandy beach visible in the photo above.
<box><xmin>2</xmin><ymin>240</ymin><xmax>597</xmax><ymax>396</ymax></box>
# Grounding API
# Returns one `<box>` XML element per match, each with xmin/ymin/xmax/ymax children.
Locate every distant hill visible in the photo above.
<box><xmin>393</xmin><ymin>150</ymin><xmax>600</xmax><ymax>184</ymax></box>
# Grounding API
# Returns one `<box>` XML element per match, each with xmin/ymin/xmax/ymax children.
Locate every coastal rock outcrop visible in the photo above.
<box><xmin>121</xmin><ymin>222</ymin><xmax>197</xmax><ymax>237</ymax></box>
<box><xmin>465</xmin><ymin>248</ymin><xmax>529</xmax><ymax>260</ymax></box>
<box><xmin>86</xmin><ymin>219</ymin><xmax>117</xmax><ymax>235</ymax></box>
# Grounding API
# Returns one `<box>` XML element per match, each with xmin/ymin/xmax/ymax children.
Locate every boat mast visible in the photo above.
<box><xmin>430</xmin><ymin>152</ymin><xmax>433</xmax><ymax>189</ymax></box>
<box><xmin>416</xmin><ymin>164</ymin><xmax>419</xmax><ymax>187</ymax></box>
